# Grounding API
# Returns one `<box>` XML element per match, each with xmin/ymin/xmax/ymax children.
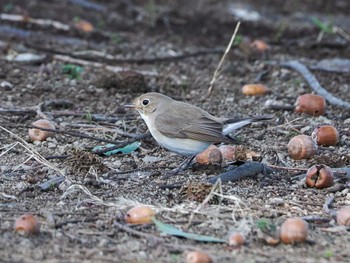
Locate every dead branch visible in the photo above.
<box><xmin>0</xmin><ymin>13</ymin><xmax>70</xmax><ymax>31</ymax></box>
<box><xmin>71</xmin><ymin>48</ymin><xmax>224</xmax><ymax>64</ymax></box>
<box><xmin>0</xmin><ymin>107</ymin><xmax>130</xmax><ymax>122</ymax></box>
<box><xmin>53</xmin><ymin>54</ymin><xmax>158</xmax><ymax>76</ymax></box>
<box><xmin>25</xmin><ymin>124</ymin><xmax>151</xmax><ymax>147</ymax></box>
<box><xmin>113</xmin><ymin>220</ymin><xmax>163</xmax><ymax>244</ymax></box>
<box><xmin>271</xmin><ymin>60</ymin><xmax>350</xmax><ymax>109</ymax></box>
<box><xmin>207</xmin><ymin>162</ymin><xmax>273</xmax><ymax>184</ymax></box>
<box><xmin>323</xmin><ymin>196</ymin><xmax>337</xmax><ymax>217</ymax></box>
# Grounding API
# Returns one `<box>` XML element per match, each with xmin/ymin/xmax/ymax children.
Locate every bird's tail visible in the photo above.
<box><xmin>222</xmin><ymin>116</ymin><xmax>273</xmax><ymax>135</ymax></box>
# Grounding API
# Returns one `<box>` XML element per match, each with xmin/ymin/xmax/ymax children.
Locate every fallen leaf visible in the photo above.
<box><xmin>92</xmin><ymin>141</ymin><xmax>141</xmax><ymax>156</ymax></box>
<box><xmin>152</xmin><ymin>217</ymin><xmax>226</xmax><ymax>243</ymax></box>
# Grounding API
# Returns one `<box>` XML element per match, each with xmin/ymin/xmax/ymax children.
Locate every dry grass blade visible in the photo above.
<box><xmin>0</xmin><ymin>142</ymin><xmax>19</xmax><ymax>158</ymax></box>
<box><xmin>61</xmin><ymin>184</ymin><xmax>120</xmax><ymax>207</ymax></box>
<box><xmin>186</xmin><ymin>179</ymin><xmax>223</xmax><ymax>228</ymax></box>
<box><xmin>207</xmin><ymin>21</ymin><xmax>241</xmax><ymax>96</ymax></box>
<box><xmin>0</xmin><ymin>125</ymin><xmax>65</xmax><ymax>176</ymax></box>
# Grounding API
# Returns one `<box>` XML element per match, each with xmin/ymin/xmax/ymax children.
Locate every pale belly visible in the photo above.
<box><xmin>151</xmin><ymin>131</ymin><xmax>211</xmax><ymax>155</ymax></box>
<box><xmin>140</xmin><ymin>113</ymin><xmax>211</xmax><ymax>156</ymax></box>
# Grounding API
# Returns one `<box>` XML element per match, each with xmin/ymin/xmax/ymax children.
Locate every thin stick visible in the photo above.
<box><xmin>207</xmin><ymin>21</ymin><xmax>241</xmax><ymax>96</ymax></box>
<box><xmin>54</xmin><ymin>54</ymin><xmax>158</xmax><ymax>76</ymax></box>
<box><xmin>267</xmin><ymin>164</ymin><xmax>308</xmax><ymax>172</ymax></box>
<box><xmin>270</xmin><ymin>60</ymin><xmax>350</xmax><ymax>109</ymax></box>
<box><xmin>113</xmin><ymin>220</ymin><xmax>163</xmax><ymax>243</ymax></box>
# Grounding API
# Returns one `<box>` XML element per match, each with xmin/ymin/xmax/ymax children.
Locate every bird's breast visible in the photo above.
<box><xmin>139</xmin><ymin>112</ymin><xmax>210</xmax><ymax>155</ymax></box>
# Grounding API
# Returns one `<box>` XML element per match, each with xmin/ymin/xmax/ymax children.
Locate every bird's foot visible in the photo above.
<box><xmin>162</xmin><ymin>155</ymin><xmax>196</xmax><ymax>177</ymax></box>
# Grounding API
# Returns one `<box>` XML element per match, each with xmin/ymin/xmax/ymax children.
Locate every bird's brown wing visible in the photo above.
<box><xmin>154</xmin><ymin>104</ymin><xmax>227</xmax><ymax>143</ymax></box>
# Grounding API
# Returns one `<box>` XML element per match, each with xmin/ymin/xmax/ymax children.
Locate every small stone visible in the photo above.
<box><xmin>300</xmin><ymin>126</ymin><xmax>311</xmax><ymax>133</ymax></box>
<box><xmin>0</xmin><ymin>81</ymin><xmax>13</xmax><ymax>90</ymax></box>
<box><xmin>47</xmin><ymin>142</ymin><xmax>56</xmax><ymax>148</ymax></box>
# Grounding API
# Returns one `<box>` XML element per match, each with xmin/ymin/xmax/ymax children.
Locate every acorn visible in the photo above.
<box><xmin>185</xmin><ymin>250</ymin><xmax>212</xmax><ymax>263</ymax></box>
<box><xmin>336</xmin><ymin>206</ymin><xmax>350</xmax><ymax>226</ymax></box>
<box><xmin>28</xmin><ymin>119</ymin><xmax>56</xmax><ymax>142</ymax></box>
<box><xmin>250</xmin><ymin>39</ymin><xmax>270</xmax><ymax>52</ymax></box>
<box><xmin>311</xmin><ymin>125</ymin><xmax>339</xmax><ymax>146</ymax></box>
<box><xmin>125</xmin><ymin>205</ymin><xmax>155</xmax><ymax>224</ymax></box>
<box><xmin>306</xmin><ymin>164</ymin><xmax>334</xmax><ymax>189</ymax></box>
<box><xmin>14</xmin><ymin>214</ymin><xmax>40</xmax><ymax>236</ymax></box>
<box><xmin>74</xmin><ymin>19</ymin><xmax>94</xmax><ymax>32</ymax></box>
<box><xmin>228</xmin><ymin>232</ymin><xmax>245</xmax><ymax>247</ymax></box>
<box><xmin>218</xmin><ymin>145</ymin><xmax>236</xmax><ymax>161</ymax></box>
<box><xmin>242</xmin><ymin>84</ymin><xmax>269</xmax><ymax>96</ymax></box>
<box><xmin>287</xmin><ymin>135</ymin><xmax>318</xmax><ymax>160</ymax></box>
<box><xmin>295</xmin><ymin>94</ymin><xmax>326</xmax><ymax>116</ymax></box>
<box><xmin>196</xmin><ymin>145</ymin><xmax>222</xmax><ymax>165</ymax></box>
<box><xmin>280</xmin><ymin>218</ymin><xmax>308</xmax><ymax>244</ymax></box>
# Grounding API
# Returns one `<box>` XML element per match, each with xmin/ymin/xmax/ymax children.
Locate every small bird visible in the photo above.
<box><xmin>126</xmin><ymin>92</ymin><xmax>271</xmax><ymax>156</ymax></box>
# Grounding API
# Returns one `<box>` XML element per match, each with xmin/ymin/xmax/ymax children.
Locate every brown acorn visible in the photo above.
<box><xmin>242</xmin><ymin>84</ymin><xmax>269</xmax><ymax>96</ymax></box>
<box><xmin>306</xmin><ymin>164</ymin><xmax>334</xmax><ymax>189</ymax></box>
<box><xmin>196</xmin><ymin>145</ymin><xmax>222</xmax><ymax>165</ymax></box>
<box><xmin>311</xmin><ymin>125</ymin><xmax>339</xmax><ymax>146</ymax></box>
<box><xmin>185</xmin><ymin>251</ymin><xmax>212</xmax><ymax>263</ymax></box>
<box><xmin>14</xmin><ymin>214</ymin><xmax>40</xmax><ymax>236</ymax></box>
<box><xmin>287</xmin><ymin>135</ymin><xmax>318</xmax><ymax>160</ymax></box>
<box><xmin>228</xmin><ymin>232</ymin><xmax>245</xmax><ymax>247</ymax></box>
<box><xmin>28</xmin><ymin>119</ymin><xmax>56</xmax><ymax>142</ymax></box>
<box><xmin>336</xmin><ymin>206</ymin><xmax>350</xmax><ymax>226</ymax></box>
<box><xmin>280</xmin><ymin>218</ymin><xmax>308</xmax><ymax>244</ymax></box>
<box><xmin>250</xmin><ymin>39</ymin><xmax>270</xmax><ymax>52</ymax></box>
<box><xmin>295</xmin><ymin>94</ymin><xmax>326</xmax><ymax>116</ymax></box>
<box><xmin>125</xmin><ymin>206</ymin><xmax>155</xmax><ymax>224</ymax></box>
<box><xmin>218</xmin><ymin>145</ymin><xmax>236</xmax><ymax>161</ymax></box>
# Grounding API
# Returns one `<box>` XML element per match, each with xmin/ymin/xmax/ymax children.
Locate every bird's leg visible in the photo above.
<box><xmin>166</xmin><ymin>155</ymin><xmax>196</xmax><ymax>175</ymax></box>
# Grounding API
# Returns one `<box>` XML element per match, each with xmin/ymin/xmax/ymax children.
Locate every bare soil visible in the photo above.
<box><xmin>0</xmin><ymin>1</ymin><xmax>349</xmax><ymax>262</ymax></box>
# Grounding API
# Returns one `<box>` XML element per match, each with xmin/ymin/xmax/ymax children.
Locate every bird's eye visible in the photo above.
<box><xmin>142</xmin><ymin>99</ymin><xmax>149</xmax><ymax>106</ymax></box>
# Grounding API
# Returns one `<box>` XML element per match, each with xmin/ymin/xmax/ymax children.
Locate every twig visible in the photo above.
<box><xmin>27</xmin><ymin>42</ymin><xmax>224</xmax><ymax>64</ymax></box>
<box><xmin>207</xmin><ymin>21</ymin><xmax>241</xmax><ymax>96</ymax></box>
<box><xmin>0</xmin><ymin>13</ymin><xmax>70</xmax><ymax>31</ymax></box>
<box><xmin>71</xmin><ymin>48</ymin><xmax>224</xmax><ymax>64</ymax></box>
<box><xmin>267</xmin><ymin>164</ymin><xmax>308</xmax><ymax>172</ymax></box>
<box><xmin>54</xmin><ymin>217</ymin><xmax>100</xmax><ymax>228</ymax></box>
<box><xmin>301</xmin><ymin>215</ymin><xmax>331</xmax><ymax>223</ymax></box>
<box><xmin>69</xmin><ymin>0</ymin><xmax>107</xmax><ymax>12</ymax></box>
<box><xmin>0</xmin><ymin>107</ymin><xmax>131</xmax><ymax>122</ymax></box>
<box><xmin>38</xmin><ymin>176</ymin><xmax>65</xmax><ymax>190</ymax></box>
<box><xmin>113</xmin><ymin>220</ymin><xmax>163</xmax><ymax>243</ymax></box>
<box><xmin>323</xmin><ymin>196</ymin><xmax>337</xmax><ymax>217</ymax></box>
<box><xmin>207</xmin><ymin>162</ymin><xmax>273</xmax><ymax>184</ymax></box>
<box><xmin>27</xmin><ymin>124</ymin><xmax>128</xmax><ymax>145</ymax></box>
<box><xmin>333</xmin><ymin>26</ymin><xmax>350</xmax><ymax>41</ymax></box>
<box><xmin>54</xmin><ymin>54</ymin><xmax>158</xmax><ymax>76</ymax></box>
<box><xmin>6</xmin><ymin>123</ymin><xmax>149</xmax><ymax>147</ymax></box>
<box><xmin>271</xmin><ymin>60</ymin><xmax>350</xmax><ymax>109</ymax></box>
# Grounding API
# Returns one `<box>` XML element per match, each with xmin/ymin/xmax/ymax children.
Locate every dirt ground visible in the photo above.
<box><xmin>1</xmin><ymin>0</ymin><xmax>350</xmax><ymax>262</ymax></box>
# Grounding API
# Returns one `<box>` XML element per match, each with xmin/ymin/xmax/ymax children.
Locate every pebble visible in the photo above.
<box><xmin>58</xmin><ymin>178</ymin><xmax>72</xmax><ymax>192</ymax></box>
<box><xmin>0</xmin><ymin>80</ymin><xmax>13</xmax><ymax>90</ymax></box>
<box><xmin>341</xmin><ymin>188</ymin><xmax>349</xmax><ymax>196</ymax></box>
<box><xmin>301</xmin><ymin>126</ymin><xmax>311</xmax><ymax>133</ymax></box>
<box><xmin>47</xmin><ymin>142</ymin><xmax>57</xmax><ymax>148</ymax></box>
